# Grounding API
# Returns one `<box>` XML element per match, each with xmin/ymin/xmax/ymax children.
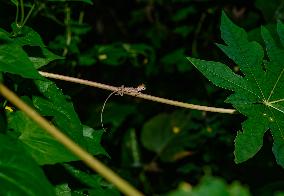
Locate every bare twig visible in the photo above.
<box><xmin>0</xmin><ymin>83</ymin><xmax>144</xmax><ymax>196</ymax></box>
<box><xmin>39</xmin><ymin>71</ymin><xmax>236</xmax><ymax>114</ymax></box>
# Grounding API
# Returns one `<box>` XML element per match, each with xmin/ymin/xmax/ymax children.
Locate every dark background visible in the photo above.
<box><xmin>1</xmin><ymin>0</ymin><xmax>284</xmax><ymax>195</ymax></box>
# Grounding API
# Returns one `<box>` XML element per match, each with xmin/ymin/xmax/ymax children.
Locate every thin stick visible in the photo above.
<box><xmin>0</xmin><ymin>83</ymin><xmax>144</xmax><ymax>196</ymax></box>
<box><xmin>39</xmin><ymin>71</ymin><xmax>236</xmax><ymax>114</ymax></box>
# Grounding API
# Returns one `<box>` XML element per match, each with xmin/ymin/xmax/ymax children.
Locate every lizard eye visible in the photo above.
<box><xmin>137</xmin><ymin>84</ymin><xmax>146</xmax><ymax>90</ymax></box>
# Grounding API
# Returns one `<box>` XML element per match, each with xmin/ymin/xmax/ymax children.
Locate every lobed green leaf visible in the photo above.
<box><xmin>187</xmin><ymin>11</ymin><xmax>284</xmax><ymax>167</ymax></box>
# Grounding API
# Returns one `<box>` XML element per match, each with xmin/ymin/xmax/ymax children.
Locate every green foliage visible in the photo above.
<box><xmin>168</xmin><ymin>176</ymin><xmax>251</xmax><ymax>196</ymax></box>
<box><xmin>33</xmin><ymin>80</ymin><xmax>108</xmax><ymax>158</ymax></box>
<box><xmin>255</xmin><ymin>0</ymin><xmax>284</xmax><ymax>21</ymax></box>
<box><xmin>1</xmin><ymin>0</ymin><xmax>284</xmax><ymax>195</ymax></box>
<box><xmin>0</xmin><ymin>33</ymin><xmax>42</xmax><ymax>79</ymax></box>
<box><xmin>0</xmin><ymin>22</ymin><xmax>61</xmax><ymax>79</ymax></box>
<box><xmin>62</xmin><ymin>164</ymin><xmax>121</xmax><ymax>195</ymax></box>
<box><xmin>141</xmin><ymin>111</ymin><xmax>193</xmax><ymax>162</ymax></box>
<box><xmin>187</xmin><ymin>12</ymin><xmax>284</xmax><ymax>167</ymax></box>
<box><xmin>48</xmin><ymin>0</ymin><xmax>93</xmax><ymax>4</ymax></box>
<box><xmin>8</xmin><ymin>111</ymin><xmax>77</xmax><ymax>165</ymax></box>
<box><xmin>0</xmin><ymin>134</ymin><xmax>55</xmax><ymax>195</ymax></box>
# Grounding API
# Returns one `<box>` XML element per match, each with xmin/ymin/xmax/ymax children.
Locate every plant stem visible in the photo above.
<box><xmin>20</xmin><ymin>0</ymin><xmax>25</xmax><ymax>26</ymax></box>
<box><xmin>0</xmin><ymin>83</ymin><xmax>144</xmax><ymax>196</ymax></box>
<box><xmin>39</xmin><ymin>71</ymin><xmax>236</xmax><ymax>114</ymax></box>
<box><xmin>22</xmin><ymin>3</ymin><xmax>35</xmax><ymax>27</ymax></box>
<box><xmin>15</xmin><ymin>3</ymin><xmax>19</xmax><ymax>26</ymax></box>
<box><xmin>63</xmin><ymin>6</ymin><xmax>72</xmax><ymax>56</ymax></box>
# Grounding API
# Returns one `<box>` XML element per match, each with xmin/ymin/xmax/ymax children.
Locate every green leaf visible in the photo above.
<box><xmin>0</xmin><ymin>134</ymin><xmax>55</xmax><ymax>195</ymax></box>
<box><xmin>174</xmin><ymin>26</ymin><xmax>193</xmax><ymax>38</ymax></box>
<box><xmin>63</xmin><ymin>164</ymin><xmax>120</xmax><ymax>195</ymax></box>
<box><xmin>217</xmin><ymin>12</ymin><xmax>265</xmax><ymax>98</ymax></box>
<box><xmin>167</xmin><ymin>176</ymin><xmax>251</xmax><ymax>196</ymax></box>
<box><xmin>186</xmin><ymin>57</ymin><xmax>250</xmax><ymax>92</ymax></box>
<box><xmin>11</xmin><ymin>24</ymin><xmax>45</xmax><ymax>47</ymax></box>
<box><xmin>96</xmin><ymin>44</ymin><xmax>129</xmax><ymax>66</ymax></box>
<box><xmin>11</xmin><ymin>25</ymin><xmax>63</xmax><ymax>69</ymax></box>
<box><xmin>0</xmin><ymin>28</ymin><xmax>12</xmax><ymax>41</ymax></box>
<box><xmin>10</xmin><ymin>0</ymin><xmax>19</xmax><ymax>6</ymax></box>
<box><xmin>121</xmin><ymin>128</ymin><xmax>142</xmax><ymax>167</ymax></box>
<box><xmin>163</xmin><ymin>49</ymin><xmax>192</xmax><ymax>73</ymax></box>
<box><xmin>187</xmin><ymin>12</ymin><xmax>284</xmax><ymax>167</ymax></box>
<box><xmin>100</xmin><ymin>103</ymin><xmax>137</xmax><ymax>128</ymax></box>
<box><xmin>33</xmin><ymin>80</ymin><xmax>107</xmax><ymax>158</ymax></box>
<box><xmin>82</xmin><ymin>125</ymin><xmax>108</xmax><ymax>156</ymax></box>
<box><xmin>79</xmin><ymin>53</ymin><xmax>97</xmax><ymax>66</ymax></box>
<box><xmin>55</xmin><ymin>184</ymin><xmax>71</xmax><ymax>196</ymax></box>
<box><xmin>8</xmin><ymin>111</ymin><xmax>77</xmax><ymax>165</ymax></box>
<box><xmin>255</xmin><ymin>0</ymin><xmax>282</xmax><ymax>21</ymax></box>
<box><xmin>171</xmin><ymin>7</ymin><xmax>196</xmax><ymax>22</ymax></box>
<box><xmin>63</xmin><ymin>164</ymin><xmax>101</xmax><ymax>188</ymax></box>
<box><xmin>0</xmin><ymin>43</ymin><xmax>43</xmax><ymax>79</ymax></box>
<box><xmin>141</xmin><ymin>111</ymin><xmax>193</xmax><ymax>162</ymax></box>
<box><xmin>29</xmin><ymin>47</ymin><xmax>63</xmax><ymax>69</ymax></box>
<box><xmin>277</xmin><ymin>20</ymin><xmax>284</xmax><ymax>48</ymax></box>
<box><xmin>47</xmin><ymin>0</ymin><xmax>93</xmax><ymax>4</ymax></box>
<box><xmin>33</xmin><ymin>81</ymin><xmax>83</xmax><ymax>143</ymax></box>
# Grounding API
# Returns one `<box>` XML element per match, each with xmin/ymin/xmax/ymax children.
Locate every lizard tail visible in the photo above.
<box><xmin>100</xmin><ymin>91</ymin><xmax>117</xmax><ymax>131</ymax></box>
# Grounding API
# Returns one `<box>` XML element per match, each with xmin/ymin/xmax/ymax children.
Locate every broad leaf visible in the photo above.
<box><xmin>0</xmin><ymin>134</ymin><xmax>55</xmax><ymax>195</ymax></box>
<box><xmin>0</xmin><ymin>43</ymin><xmax>43</xmax><ymax>79</ymax></box>
<box><xmin>29</xmin><ymin>47</ymin><xmax>63</xmax><ymax>69</ymax></box>
<box><xmin>167</xmin><ymin>176</ymin><xmax>250</xmax><ymax>196</ymax></box>
<box><xmin>0</xmin><ymin>25</ymin><xmax>60</xmax><ymax>79</ymax></box>
<box><xmin>11</xmin><ymin>24</ymin><xmax>45</xmax><ymax>47</ymax></box>
<box><xmin>33</xmin><ymin>80</ymin><xmax>107</xmax><ymax>159</ymax></box>
<box><xmin>141</xmin><ymin>111</ymin><xmax>194</xmax><ymax>162</ymax></box>
<box><xmin>8</xmin><ymin>111</ymin><xmax>77</xmax><ymax>165</ymax></box>
<box><xmin>11</xmin><ymin>24</ymin><xmax>63</xmax><ymax>69</ymax></box>
<box><xmin>187</xmin><ymin>12</ymin><xmax>284</xmax><ymax>167</ymax></box>
<box><xmin>62</xmin><ymin>164</ymin><xmax>120</xmax><ymax>195</ymax></box>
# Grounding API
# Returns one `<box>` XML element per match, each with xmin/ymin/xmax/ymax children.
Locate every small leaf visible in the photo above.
<box><xmin>0</xmin><ymin>134</ymin><xmax>55</xmax><ymax>195</ymax></box>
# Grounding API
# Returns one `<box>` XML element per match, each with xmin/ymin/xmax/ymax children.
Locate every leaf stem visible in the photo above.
<box><xmin>39</xmin><ymin>71</ymin><xmax>236</xmax><ymax>114</ymax></box>
<box><xmin>0</xmin><ymin>83</ymin><xmax>144</xmax><ymax>196</ymax></box>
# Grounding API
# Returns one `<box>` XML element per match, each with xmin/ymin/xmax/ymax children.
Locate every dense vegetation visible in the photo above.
<box><xmin>0</xmin><ymin>0</ymin><xmax>284</xmax><ymax>195</ymax></box>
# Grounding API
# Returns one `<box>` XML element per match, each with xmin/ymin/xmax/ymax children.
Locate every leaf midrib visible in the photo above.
<box><xmin>226</xmin><ymin>26</ymin><xmax>266</xmax><ymax>100</ymax></box>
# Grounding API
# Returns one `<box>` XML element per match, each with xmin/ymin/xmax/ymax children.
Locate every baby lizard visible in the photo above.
<box><xmin>100</xmin><ymin>84</ymin><xmax>146</xmax><ymax>131</ymax></box>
